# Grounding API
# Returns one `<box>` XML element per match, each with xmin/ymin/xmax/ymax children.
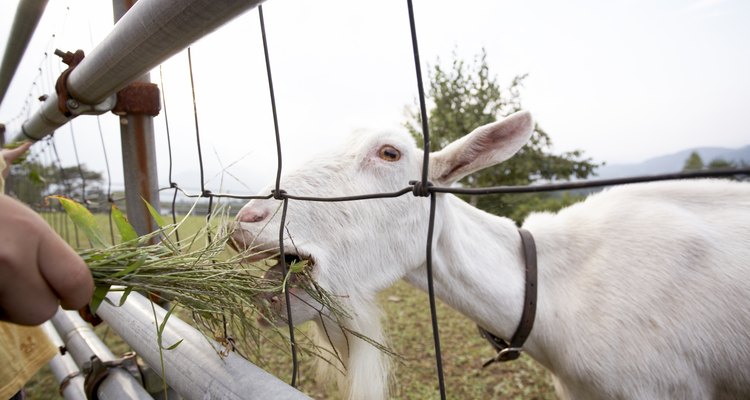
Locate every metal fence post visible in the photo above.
<box><xmin>112</xmin><ymin>0</ymin><xmax>161</xmax><ymax>236</ymax></box>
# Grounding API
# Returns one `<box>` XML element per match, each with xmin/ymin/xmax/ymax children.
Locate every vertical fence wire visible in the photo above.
<box><xmin>94</xmin><ymin>114</ymin><xmax>116</xmax><ymax>244</ymax></box>
<box><xmin>159</xmin><ymin>64</ymin><xmax>181</xmax><ymax>242</ymax></box>
<box><xmin>87</xmin><ymin>4</ymin><xmax>116</xmax><ymax>244</ymax></box>
<box><xmin>67</xmin><ymin>123</ymin><xmax>88</xmax><ymax>207</ymax></box>
<box><xmin>49</xmin><ymin>134</ymin><xmax>79</xmax><ymax>248</ymax></box>
<box><xmin>258</xmin><ymin>6</ymin><xmax>284</xmax><ymax>197</ymax></box>
<box><xmin>187</xmin><ymin>47</ymin><xmax>208</xmax><ymax>197</ymax></box>
<box><xmin>405</xmin><ymin>1</ymin><xmax>447</xmax><ymax>398</ymax></box>
<box><xmin>258</xmin><ymin>4</ymin><xmax>300</xmax><ymax>386</ymax></box>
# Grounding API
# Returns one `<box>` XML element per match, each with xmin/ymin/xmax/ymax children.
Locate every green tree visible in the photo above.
<box><xmin>706</xmin><ymin>158</ymin><xmax>736</xmax><ymax>170</ymax></box>
<box><xmin>9</xmin><ymin>161</ymin><xmax>106</xmax><ymax>211</ymax></box>
<box><xmin>405</xmin><ymin>49</ymin><xmax>599</xmax><ymax>223</ymax></box>
<box><xmin>683</xmin><ymin>151</ymin><xmax>704</xmax><ymax>171</ymax></box>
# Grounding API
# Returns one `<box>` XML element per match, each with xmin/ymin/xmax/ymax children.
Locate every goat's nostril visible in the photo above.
<box><xmin>237</xmin><ymin>208</ymin><xmax>269</xmax><ymax>223</ymax></box>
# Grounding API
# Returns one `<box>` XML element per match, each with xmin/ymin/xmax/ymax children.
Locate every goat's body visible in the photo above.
<box><xmin>233</xmin><ymin>112</ymin><xmax>750</xmax><ymax>399</ymax></box>
<box><xmin>407</xmin><ymin>179</ymin><xmax>750</xmax><ymax>399</ymax></box>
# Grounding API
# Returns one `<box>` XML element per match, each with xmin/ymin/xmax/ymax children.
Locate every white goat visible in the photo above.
<box><xmin>232</xmin><ymin>111</ymin><xmax>750</xmax><ymax>400</ymax></box>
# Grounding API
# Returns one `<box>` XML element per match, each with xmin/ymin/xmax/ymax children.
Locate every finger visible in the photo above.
<box><xmin>3</xmin><ymin>141</ymin><xmax>32</xmax><ymax>163</ymax></box>
<box><xmin>0</xmin><ymin>196</ymin><xmax>67</xmax><ymax>325</ymax></box>
<box><xmin>37</xmin><ymin>228</ymin><xmax>94</xmax><ymax>310</ymax></box>
<box><xmin>0</xmin><ymin>257</ymin><xmax>60</xmax><ymax>325</ymax></box>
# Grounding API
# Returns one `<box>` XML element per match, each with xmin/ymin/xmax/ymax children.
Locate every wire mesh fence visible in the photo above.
<box><xmin>4</xmin><ymin>1</ymin><xmax>750</xmax><ymax>398</ymax></box>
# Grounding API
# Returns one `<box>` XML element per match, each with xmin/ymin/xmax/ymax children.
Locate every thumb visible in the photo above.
<box><xmin>3</xmin><ymin>141</ymin><xmax>33</xmax><ymax>164</ymax></box>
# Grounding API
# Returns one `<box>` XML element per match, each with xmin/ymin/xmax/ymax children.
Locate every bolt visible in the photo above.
<box><xmin>66</xmin><ymin>99</ymin><xmax>79</xmax><ymax>109</ymax></box>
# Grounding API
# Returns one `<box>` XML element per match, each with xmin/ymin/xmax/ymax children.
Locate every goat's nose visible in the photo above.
<box><xmin>237</xmin><ymin>207</ymin><xmax>269</xmax><ymax>223</ymax></box>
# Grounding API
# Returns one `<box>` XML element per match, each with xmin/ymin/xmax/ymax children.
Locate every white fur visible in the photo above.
<box><xmin>233</xmin><ymin>111</ymin><xmax>750</xmax><ymax>399</ymax></box>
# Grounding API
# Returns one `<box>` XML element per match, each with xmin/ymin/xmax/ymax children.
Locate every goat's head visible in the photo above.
<box><xmin>231</xmin><ymin>111</ymin><xmax>534</xmax><ymax>327</ymax></box>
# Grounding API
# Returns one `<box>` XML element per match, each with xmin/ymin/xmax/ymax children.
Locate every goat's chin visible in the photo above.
<box><xmin>306</xmin><ymin>296</ymin><xmax>392</xmax><ymax>400</ymax></box>
<box><xmin>257</xmin><ymin>289</ymin><xmax>325</xmax><ymax>328</ymax></box>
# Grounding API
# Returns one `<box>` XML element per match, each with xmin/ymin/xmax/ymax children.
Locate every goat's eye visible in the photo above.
<box><xmin>378</xmin><ymin>145</ymin><xmax>401</xmax><ymax>162</ymax></box>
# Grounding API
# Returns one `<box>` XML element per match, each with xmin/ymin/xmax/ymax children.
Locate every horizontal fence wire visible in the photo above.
<box><xmin>160</xmin><ymin>168</ymin><xmax>750</xmax><ymax>202</ymax></box>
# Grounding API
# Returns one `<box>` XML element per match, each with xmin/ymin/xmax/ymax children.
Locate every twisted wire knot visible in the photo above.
<box><xmin>272</xmin><ymin>189</ymin><xmax>287</xmax><ymax>200</ymax></box>
<box><xmin>410</xmin><ymin>180</ymin><xmax>433</xmax><ymax>197</ymax></box>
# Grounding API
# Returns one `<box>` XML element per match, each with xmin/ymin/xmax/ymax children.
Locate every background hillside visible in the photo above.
<box><xmin>596</xmin><ymin>145</ymin><xmax>750</xmax><ymax>178</ymax></box>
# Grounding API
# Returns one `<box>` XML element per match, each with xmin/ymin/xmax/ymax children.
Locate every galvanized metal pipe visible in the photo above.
<box><xmin>112</xmin><ymin>0</ymin><xmax>161</xmax><ymax>237</ymax></box>
<box><xmin>98</xmin><ymin>290</ymin><xmax>310</xmax><ymax>400</ymax></box>
<box><xmin>50</xmin><ymin>308</ymin><xmax>154</xmax><ymax>400</ymax></box>
<box><xmin>0</xmin><ymin>0</ymin><xmax>49</xmax><ymax>107</ymax></box>
<box><xmin>41</xmin><ymin>321</ymin><xmax>87</xmax><ymax>400</ymax></box>
<box><xmin>13</xmin><ymin>0</ymin><xmax>265</xmax><ymax>142</ymax></box>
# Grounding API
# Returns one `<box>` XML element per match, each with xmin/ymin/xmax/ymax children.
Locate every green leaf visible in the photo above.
<box><xmin>111</xmin><ymin>256</ymin><xmax>146</xmax><ymax>278</ymax></box>
<box><xmin>118</xmin><ymin>287</ymin><xmax>134</xmax><ymax>307</ymax></box>
<box><xmin>28</xmin><ymin>170</ymin><xmax>45</xmax><ymax>185</ymax></box>
<box><xmin>143</xmin><ymin>199</ymin><xmax>165</xmax><ymax>229</ymax></box>
<box><xmin>156</xmin><ymin>303</ymin><xmax>185</xmax><ymax>351</ymax></box>
<box><xmin>111</xmin><ymin>204</ymin><xmax>138</xmax><ymax>243</ymax></box>
<box><xmin>289</xmin><ymin>259</ymin><xmax>308</xmax><ymax>273</ymax></box>
<box><xmin>49</xmin><ymin>196</ymin><xmax>108</xmax><ymax>248</ymax></box>
<box><xmin>159</xmin><ymin>303</ymin><xmax>179</xmax><ymax>335</ymax></box>
<box><xmin>90</xmin><ymin>285</ymin><xmax>111</xmax><ymax>314</ymax></box>
<box><xmin>164</xmin><ymin>339</ymin><xmax>184</xmax><ymax>351</ymax></box>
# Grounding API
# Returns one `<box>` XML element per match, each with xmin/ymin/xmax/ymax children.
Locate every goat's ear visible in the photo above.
<box><xmin>429</xmin><ymin>110</ymin><xmax>534</xmax><ymax>185</ymax></box>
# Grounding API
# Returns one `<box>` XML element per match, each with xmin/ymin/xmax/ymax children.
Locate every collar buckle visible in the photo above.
<box><xmin>482</xmin><ymin>347</ymin><xmax>523</xmax><ymax>367</ymax></box>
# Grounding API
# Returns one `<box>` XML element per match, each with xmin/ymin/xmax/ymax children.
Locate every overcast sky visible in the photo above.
<box><xmin>1</xmin><ymin>0</ymin><xmax>749</xmax><ymax>195</ymax></box>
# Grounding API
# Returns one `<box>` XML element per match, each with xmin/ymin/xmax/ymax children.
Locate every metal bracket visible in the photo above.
<box><xmin>82</xmin><ymin>352</ymin><xmax>141</xmax><ymax>400</ymax></box>
<box><xmin>65</xmin><ymin>95</ymin><xmax>118</xmax><ymax>116</ymax></box>
<box><xmin>112</xmin><ymin>81</ymin><xmax>161</xmax><ymax>117</ymax></box>
<box><xmin>54</xmin><ymin>49</ymin><xmax>116</xmax><ymax>117</ymax></box>
<box><xmin>58</xmin><ymin>371</ymin><xmax>81</xmax><ymax>396</ymax></box>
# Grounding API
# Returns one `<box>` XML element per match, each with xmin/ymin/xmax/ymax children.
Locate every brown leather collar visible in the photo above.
<box><xmin>478</xmin><ymin>228</ymin><xmax>537</xmax><ymax>366</ymax></box>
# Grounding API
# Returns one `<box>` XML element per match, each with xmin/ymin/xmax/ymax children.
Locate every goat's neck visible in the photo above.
<box><xmin>404</xmin><ymin>194</ymin><xmax>551</xmax><ymax>364</ymax></box>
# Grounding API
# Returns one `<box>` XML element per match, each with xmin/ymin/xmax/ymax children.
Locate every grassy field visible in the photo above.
<box><xmin>27</xmin><ymin>212</ymin><xmax>556</xmax><ymax>399</ymax></box>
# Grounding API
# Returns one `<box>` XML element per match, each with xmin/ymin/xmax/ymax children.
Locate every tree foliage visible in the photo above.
<box><xmin>706</xmin><ymin>158</ymin><xmax>736</xmax><ymax>170</ymax></box>
<box><xmin>683</xmin><ymin>151</ymin><xmax>705</xmax><ymax>171</ymax></box>
<box><xmin>682</xmin><ymin>152</ymin><xmax>748</xmax><ymax>181</ymax></box>
<box><xmin>405</xmin><ymin>49</ymin><xmax>599</xmax><ymax>223</ymax></box>
<box><xmin>8</xmin><ymin>160</ymin><xmax>106</xmax><ymax>210</ymax></box>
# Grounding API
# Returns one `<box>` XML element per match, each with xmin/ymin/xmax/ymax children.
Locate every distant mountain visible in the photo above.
<box><xmin>595</xmin><ymin>145</ymin><xmax>750</xmax><ymax>179</ymax></box>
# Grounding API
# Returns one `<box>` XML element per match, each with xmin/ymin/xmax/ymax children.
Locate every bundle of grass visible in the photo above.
<box><xmin>50</xmin><ymin>196</ymin><xmax>382</xmax><ymax>373</ymax></box>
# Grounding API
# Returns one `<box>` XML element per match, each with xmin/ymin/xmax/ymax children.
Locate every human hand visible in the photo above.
<box><xmin>0</xmin><ymin>195</ymin><xmax>94</xmax><ymax>325</ymax></box>
<box><xmin>2</xmin><ymin>141</ymin><xmax>32</xmax><ymax>178</ymax></box>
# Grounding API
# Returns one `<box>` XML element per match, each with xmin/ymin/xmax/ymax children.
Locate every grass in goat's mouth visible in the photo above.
<box><xmin>266</xmin><ymin>253</ymin><xmax>314</xmax><ymax>277</ymax></box>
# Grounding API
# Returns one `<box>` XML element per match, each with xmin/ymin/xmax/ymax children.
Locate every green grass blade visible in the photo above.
<box><xmin>143</xmin><ymin>198</ymin><xmax>166</xmax><ymax>229</ymax></box>
<box><xmin>164</xmin><ymin>339</ymin><xmax>184</xmax><ymax>351</ymax></box>
<box><xmin>90</xmin><ymin>285</ymin><xmax>111</xmax><ymax>313</ymax></box>
<box><xmin>118</xmin><ymin>287</ymin><xmax>134</xmax><ymax>307</ymax></box>
<box><xmin>111</xmin><ymin>204</ymin><xmax>138</xmax><ymax>243</ymax></box>
<box><xmin>111</xmin><ymin>255</ymin><xmax>146</xmax><ymax>278</ymax></box>
<box><xmin>50</xmin><ymin>196</ymin><xmax>108</xmax><ymax>248</ymax></box>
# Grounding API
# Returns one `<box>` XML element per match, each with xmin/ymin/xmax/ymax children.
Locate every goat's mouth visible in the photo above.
<box><xmin>270</xmin><ymin>251</ymin><xmax>316</xmax><ymax>278</ymax></box>
<box><xmin>256</xmin><ymin>251</ymin><xmax>318</xmax><ymax>327</ymax></box>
